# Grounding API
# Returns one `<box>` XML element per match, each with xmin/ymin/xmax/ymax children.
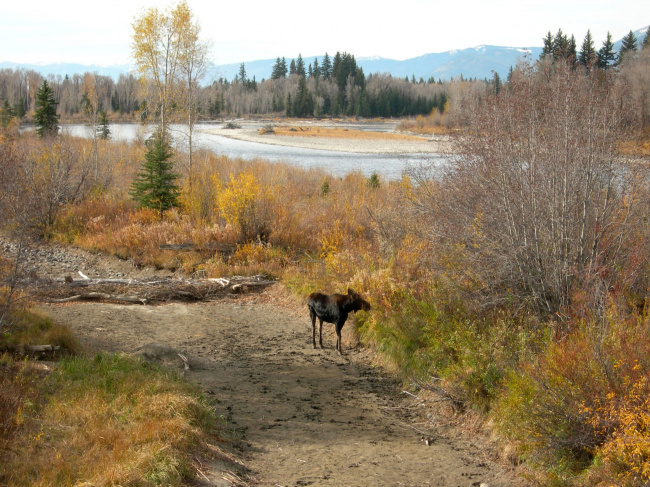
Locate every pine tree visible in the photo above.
<box><xmin>271</xmin><ymin>57</ymin><xmax>284</xmax><ymax>79</ymax></box>
<box><xmin>238</xmin><ymin>63</ymin><xmax>247</xmax><ymax>84</ymax></box>
<box><xmin>568</xmin><ymin>35</ymin><xmax>577</xmax><ymax>61</ymax></box>
<box><xmin>598</xmin><ymin>32</ymin><xmax>616</xmax><ymax>70</ymax></box>
<box><xmin>617</xmin><ymin>30</ymin><xmax>639</xmax><ymax>64</ymax></box>
<box><xmin>312</xmin><ymin>57</ymin><xmax>320</xmax><ymax>79</ymax></box>
<box><xmin>280</xmin><ymin>57</ymin><xmax>288</xmax><ymax>77</ymax></box>
<box><xmin>285</xmin><ymin>93</ymin><xmax>292</xmax><ymax>117</ymax></box>
<box><xmin>130</xmin><ymin>130</ymin><xmax>180</xmax><ymax>219</ymax></box>
<box><xmin>96</xmin><ymin>110</ymin><xmax>111</xmax><ymax>140</ymax></box>
<box><xmin>579</xmin><ymin>30</ymin><xmax>596</xmax><ymax>67</ymax></box>
<box><xmin>493</xmin><ymin>72</ymin><xmax>502</xmax><ymax>95</ymax></box>
<box><xmin>33</xmin><ymin>80</ymin><xmax>60</xmax><ymax>137</ymax></box>
<box><xmin>541</xmin><ymin>31</ymin><xmax>554</xmax><ymax>59</ymax></box>
<box><xmin>1</xmin><ymin>100</ymin><xmax>14</xmax><ymax>129</ymax></box>
<box><xmin>552</xmin><ymin>29</ymin><xmax>569</xmax><ymax>59</ymax></box>
<box><xmin>289</xmin><ymin>59</ymin><xmax>297</xmax><ymax>76</ymax></box>
<box><xmin>296</xmin><ymin>54</ymin><xmax>306</xmax><ymax>77</ymax></box>
<box><xmin>293</xmin><ymin>76</ymin><xmax>313</xmax><ymax>117</ymax></box>
<box><xmin>13</xmin><ymin>97</ymin><xmax>26</xmax><ymax>119</ymax></box>
<box><xmin>321</xmin><ymin>53</ymin><xmax>332</xmax><ymax>80</ymax></box>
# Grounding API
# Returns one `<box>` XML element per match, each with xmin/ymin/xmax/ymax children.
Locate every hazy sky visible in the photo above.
<box><xmin>1</xmin><ymin>0</ymin><xmax>648</xmax><ymax>66</ymax></box>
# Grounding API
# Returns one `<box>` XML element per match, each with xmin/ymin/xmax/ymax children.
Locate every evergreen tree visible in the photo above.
<box><xmin>238</xmin><ymin>63</ymin><xmax>247</xmax><ymax>84</ymax></box>
<box><xmin>13</xmin><ymin>97</ymin><xmax>26</xmax><ymax>119</ymax></box>
<box><xmin>598</xmin><ymin>32</ymin><xmax>616</xmax><ymax>69</ymax></box>
<box><xmin>568</xmin><ymin>35</ymin><xmax>577</xmax><ymax>61</ymax></box>
<box><xmin>285</xmin><ymin>93</ymin><xmax>292</xmax><ymax>117</ymax></box>
<box><xmin>293</xmin><ymin>76</ymin><xmax>313</xmax><ymax>117</ymax></box>
<box><xmin>33</xmin><ymin>80</ymin><xmax>60</xmax><ymax>137</ymax></box>
<box><xmin>0</xmin><ymin>99</ymin><xmax>14</xmax><ymax>129</ymax></box>
<box><xmin>289</xmin><ymin>59</ymin><xmax>297</xmax><ymax>76</ymax></box>
<box><xmin>552</xmin><ymin>29</ymin><xmax>569</xmax><ymax>59</ymax></box>
<box><xmin>130</xmin><ymin>130</ymin><xmax>180</xmax><ymax>220</ymax></box>
<box><xmin>280</xmin><ymin>57</ymin><xmax>288</xmax><ymax>77</ymax></box>
<box><xmin>321</xmin><ymin>53</ymin><xmax>332</xmax><ymax>80</ymax></box>
<box><xmin>96</xmin><ymin>110</ymin><xmax>111</xmax><ymax>140</ymax></box>
<box><xmin>296</xmin><ymin>54</ymin><xmax>306</xmax><ymax>77</ymax></box>
<box><xmin>493</xmin><ymin>72</ymin><xmax>502</xmax><ymax>95</ymax></box>
<box><xmin>579</xmin><ymin>30</ymin><xmax>596</xmax><ymax>67</ymax></box>
<box><xmin>271</xmin><ymin>57</ymin><xmax>284</xmax><ymax>79</ymax></box>
<box><xmin>541</xmin><ymin>31</ymin><xmax>554</xmax><ymax>59</ymax></box>
<box><xmin>312</xmin><ymin>57</ymin><xmax>320</xmax><ymax>78</ymax></box>
<box><xmin>617</xmin><ymin>30</ymin><xmax>639</xmax><ymax>64</ymax></box>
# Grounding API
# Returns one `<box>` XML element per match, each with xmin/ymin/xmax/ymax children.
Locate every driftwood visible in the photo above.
<box><xmin>49</xmin><ymin>293</ymin><xmax>147</xmax><ymax>304</ymax></box>
<box><xmin>41</xmin><ymin>275</ymin><xmax>275</xmax><ymax>304</ymax></box>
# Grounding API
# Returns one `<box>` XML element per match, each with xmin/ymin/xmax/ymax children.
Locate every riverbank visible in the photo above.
<box><xmin>201</xmin><ymin>120</ymin><xmax>454</xmax><ymax>154</ymax></box>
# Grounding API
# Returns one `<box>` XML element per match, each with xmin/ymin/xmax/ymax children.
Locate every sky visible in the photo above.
<box><xmin>1</xmin><ymin>0</ymin><xmax>649</xmax><ymax>67</ymax></box>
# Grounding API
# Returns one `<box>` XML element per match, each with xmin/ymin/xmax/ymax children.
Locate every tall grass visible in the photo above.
<box><xmin>1</xmin><ymin>353</ymin><xmax>225</xmax><ymax>486</ymax></box>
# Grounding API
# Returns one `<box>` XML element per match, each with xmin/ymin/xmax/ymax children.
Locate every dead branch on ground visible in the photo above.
<box><xmin>37</xmin><ymin>275</ymin><xmax>276</xmax><ymax>304</ymax></box>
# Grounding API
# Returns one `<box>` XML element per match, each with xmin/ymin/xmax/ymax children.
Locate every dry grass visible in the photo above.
<box><xmin>0</xmin><ymin>353</ymin><xmax>226</xmax><ymax>487</ymax></box>
<box><xmin>396</xmin><ymin>110</ymin><xmax>452</xmax><ymax>135</ymax></box>
<box><xmin>266</xmin><ymin>125</ymin><xmax>425</xmax><ymax>142</ymax></box>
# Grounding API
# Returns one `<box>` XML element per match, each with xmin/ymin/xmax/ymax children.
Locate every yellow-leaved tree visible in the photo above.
<box><xmin>216</xmin><ymin>171</ymin><xmax>273</xmax><ymax>242</ymax></box>
<box><xmin>131</xmin><ymin>0</ymin><xmax>209</xmax><ymax>146</ymax></box>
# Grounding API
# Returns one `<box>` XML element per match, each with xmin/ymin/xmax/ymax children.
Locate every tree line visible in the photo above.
<box><xmin>216</xmin><ymin>52</ymin><xmax>448</xmax><ymax>119</ymax></box>
<box><xmin>0</xmin><ymin>62</ymin><xmax>448</xmax><ymax>124</ymax></box>
<box><xmin>541</xmin><ymin>26</ymin><xmax>650</xmax><ymax>68</ymax></box>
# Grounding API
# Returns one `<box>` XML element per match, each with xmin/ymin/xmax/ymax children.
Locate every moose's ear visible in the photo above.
<box><xmin>348</xmin><ymin>288</ymin><xmax>355</xmax><ymax>295</ymax></box>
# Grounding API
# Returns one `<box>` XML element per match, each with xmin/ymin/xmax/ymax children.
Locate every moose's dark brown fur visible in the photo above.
<box><xmin>308</xmin><ymin>288</ymin><xmax>371</xmax><ymax>355</ymax></box>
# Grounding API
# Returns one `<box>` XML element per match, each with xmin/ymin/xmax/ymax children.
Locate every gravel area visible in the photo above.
<box><xmin>201</xmin><ymin>123</ymin><xmax>454</xmax><ymax>154</ymax></box>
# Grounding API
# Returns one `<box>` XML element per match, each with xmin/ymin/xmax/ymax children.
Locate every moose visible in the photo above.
<box><xmin>308</xmin><ymin>288</ymin><xmax>371</xmax><ymax>355</ymax></box>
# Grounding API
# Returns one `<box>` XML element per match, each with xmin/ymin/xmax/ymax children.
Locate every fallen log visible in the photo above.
<box><xmin>48</xmin><ymin>292</ymin><xmax>147</xmax><ymax>304</ymax></box>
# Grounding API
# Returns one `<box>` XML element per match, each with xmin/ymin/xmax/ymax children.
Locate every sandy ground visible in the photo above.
<box><xmin>200</xmin><ymin>121</ymin><xmax>454</xmax><ymax>155</ymax></box>
<box><xmin>43</xmin><ymin>293</ymin><xmax>515</xmax><ymax>487</ymax></box>
<box><xmin>5</xmin><ymin>238</ymin><xmax>518</xmax><ymax>486</ymax></box>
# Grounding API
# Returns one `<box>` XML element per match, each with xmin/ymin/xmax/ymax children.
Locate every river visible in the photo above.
<box><xmin>62</xmin><ymin>122</ymin><xmax>446</xmax><ymax>180</ymax></box>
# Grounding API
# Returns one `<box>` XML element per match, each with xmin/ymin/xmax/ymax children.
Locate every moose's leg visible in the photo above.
<box><xmin>311</xmin><ymin>311</ymin><xmax>317</xmax><ymax>349</ymax></box>
<box><xmin>319</xmin><ymin>319</ymin><xmax>324</xmax><ymax>348</ymax></box>
<box><xmin>335</xmin><ymin>321</ymin><xmax>344</xmax><ymax>355</ymax></box>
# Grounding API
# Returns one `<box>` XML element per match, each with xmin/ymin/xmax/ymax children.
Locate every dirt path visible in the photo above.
<box><xmin>43</xmin><ymin>293</ymin><xmax>514</xmax><ymax>487</ymax></box>
<box><xmin>5</xmin><ymin>239</ymin><xmax>515</xmax><ymax>486</ymax></box>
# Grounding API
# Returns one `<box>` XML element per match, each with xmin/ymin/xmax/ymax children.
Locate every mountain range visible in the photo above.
<box><xmin>1</xmin><ymin>27</ymin><xmax>646</xmax><ymax>84</ymax></box>
<box><xmin>211</xmin><ymin>45</ymin><xmax>543</xmax><ymax>83</ymax></box>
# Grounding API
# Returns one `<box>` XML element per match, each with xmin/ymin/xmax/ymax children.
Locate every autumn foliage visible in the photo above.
<box><xmin>2</xmin><ymin>51</ymin><xmax>650</xmax><ymax>485</ymax></box>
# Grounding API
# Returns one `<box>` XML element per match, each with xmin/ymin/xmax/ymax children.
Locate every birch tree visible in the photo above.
<box><xmin>131</xmin><ymin>0</ymin><xmax>189</xmax><ymax>134</ymax></box>
<box><xmin>176</xmin><ymin>4</ymin><xmax>210</xmax><ymax>187</ymax></box>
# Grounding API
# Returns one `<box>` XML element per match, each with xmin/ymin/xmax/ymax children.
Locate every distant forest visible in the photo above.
<box><xmin>0</xmin><ymin>52</ymin><xmax>449</xmax><ymax>122</ymax></box>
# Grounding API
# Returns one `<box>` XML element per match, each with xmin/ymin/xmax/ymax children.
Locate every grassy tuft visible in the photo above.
<box><xmin>0</xmin><ymin>308</ymin><xmax>79</xmax><ymax>355</ymax></box>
